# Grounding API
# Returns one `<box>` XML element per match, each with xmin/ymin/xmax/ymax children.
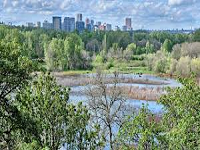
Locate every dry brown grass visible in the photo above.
<box><xmin>54</xmin><ymin>74</ymin><xmax>168</xmax><ymax>87</ymax></box>
<box><xmin>123</xmin><ymin>86</ymin><xmax>164</xmax><ymax>101</ymax></box>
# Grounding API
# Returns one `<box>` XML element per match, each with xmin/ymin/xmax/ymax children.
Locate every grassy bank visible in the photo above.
<box><xmin>45</xmin><ymin>59</ymin><xmax>155</xmax><ymax>76</ymax></box>
<box><xmin>52</xmin><ymin>70</ymin><xmax>93</xmax><ymax>76</ymax></box>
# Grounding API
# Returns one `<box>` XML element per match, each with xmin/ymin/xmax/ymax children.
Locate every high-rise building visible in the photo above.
<box><xmin>85</xmin><ymin>18</ymin><xmax>92</xmax><ymax>31</ymax></box>
<box><xmin>85</xmin><ymin>18</ymin><xmax>90</xmax><ymax>25</ymax></box>
<box><xmin>99</xmin><ymin>24</ymin><xmax>106</xmax><ymax>31</ymax></box>
<box><xmin>106</xmin><ymin>24</ymin><xmax>112</xmax><ymax>31</ymax></box>
<box><xmin>27</xmin><ymin>22</ymin><xmax>35</xmax><ymax>27</ymax></box>
<box><xmin>86</xmin><ymin>24</ymin><xmax>92</xmax><ymax>31</ymax></box>
<box><xmin>63</xmin><ymin>17</ymin><xmax>75</xmax><ymax>32</ymax></box>
<box><xmin>91</xmin><ymin>20</ymin><xmax>94</xmax><ymax>26</ymax></box>
<box><xmin>125</xmin><ymin>18</ymin><xmax>132</xmax><ymax>30</ymax></box>
<box><xmin>43</xmin><ymin>20</ymin><xmax>53</xmax><ymax>29</ymax></box>
<box><xmin>115</xmin><ymin>26</ymin><xmax>120</xmax><ymax>31</ymax></box>
<box><xmin>53</xmin><ymin>16</ymin><xmax>62</xmax><ymax>30</ymax></box>
<box><xmin>122</xmin><ymin>25</ymin><xmax>127</xmax><ymax>31</ymax></box>
<box><xmin>36</xmin><ymin>21</ymin><xmax>41</xmax><ymax>28</ymax></box>
<box><xmin>90</xmin><ymin>19</ymin><xmax>95</xmax><ymax>31</ymax></box>
<box><xmin>76</xmin><ymin>14</ymin><xmax>84</xmax><ymax>33</ymax></box>
<box><xmin>96</xmin><ymin>21</ymin><xmax>101</xmax><ymax>27</ymax></box>
<box><xmin>76</xmin><ymin>14</ymin><xmax>82</xmax><ymax>22</ymax></box>
<box><xmin>94</xmin><ymin>25</ymin><xmax>99</xmax><ymax>32</ymax></box>
<box><xmin>76</xmin><ymin>21</ymin><xmax>85</xmax><ymax>33</ymax></box>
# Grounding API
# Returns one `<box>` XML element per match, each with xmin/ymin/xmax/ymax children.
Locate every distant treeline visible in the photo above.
<box><xmin>1</xmin><ymin>25</ymin><xmax>200</xmax><ymax>72</ymax></box>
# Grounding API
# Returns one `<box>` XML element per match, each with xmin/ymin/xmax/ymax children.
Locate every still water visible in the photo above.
<box><xmin>68</xmin><ymin>74</ymin><xmax>181</xmax><ymax>113</ymax></box>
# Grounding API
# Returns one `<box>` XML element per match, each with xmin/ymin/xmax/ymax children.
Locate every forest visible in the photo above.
<box><xmin>0</xmin><ymin>25</ymin><xmax>200</xmax><ymax>149</ymax></box>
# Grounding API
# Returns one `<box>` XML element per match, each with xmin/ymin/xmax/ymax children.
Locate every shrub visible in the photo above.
<box><xmin>191</xmin><ymin>58</ymin><xmax>200</xmax><ymax>76</ymax></box>
<box><xmin>167</xmin><ymin>58</ymin><xmax>178</xmax><ymax>75</ymax></box>
<box><xmin>92</xmin><ymin>54</ymin><xmax>104</xmax><ymax>68</ymax></box>
<box><xmin>176</xmin><ymin>56</ymin><xmax>191</xmax><ymax>76</ymax></box>
<box><xmin>146</xmin><ymin>51</ymin><xmax>170</xmax><ymax>73</ymax></box>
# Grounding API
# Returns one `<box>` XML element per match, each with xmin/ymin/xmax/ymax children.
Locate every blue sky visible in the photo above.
<box><xmin>0</xmin><ymin>0</ymin><xmax>200</xmax><ymax>30</ymax></box>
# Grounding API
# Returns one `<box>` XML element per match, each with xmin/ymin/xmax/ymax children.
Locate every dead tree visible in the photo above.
<box><xmin>86</xmin><ymin>70</ymin><xmax>131</xmax><ymax>149</ymax></box>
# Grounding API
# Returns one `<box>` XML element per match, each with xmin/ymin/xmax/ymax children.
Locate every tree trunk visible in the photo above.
<box><xmin>108</xmin><ymin>124</ymin><xmax>113</xmax><ymax>150</ymax></box>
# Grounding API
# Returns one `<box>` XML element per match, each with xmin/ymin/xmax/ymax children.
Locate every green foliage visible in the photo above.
<box><xmin>16</xmin><ymin>73</ymin><xmax>69</xmax><ymax>149</ymax></box>
<box><xmin>127</xmin><ymin>43</ymin><xmax>136</xmax><ymax>52</ymax></box>
<box><xmin>64</xmin><ymin>34</ymin><xmax>83</xmax><ymax>69</ymax></box>
<box><xmin>16</xmin><ymin>140</ymin><xmax>48</xmax><ymax>150</ymax></box>
<box><xmin>162</xmin><ymin>39</ymin><xmax>173</xmax><ymax>52</ymax></box>
<box><xmin>193</xmin><ymin>29</ymin><xmax>200</xmax><ymax>42</ymax></box>
<box><xmin>159</xmin><ymin>77</ymin><xmax>200</xmax><ymax>149</ymax></box>
<box><xmin>92</xmin><ymin>54</ymin><xmax>104</xmax><ymax>68</ymax></box>
<box><xmin>176</xmin><ymin>56</ymin><xmax>191</xmax><ymax>76</ymax></box>
<box><xmin>191</xmin><ymin>58</ymin><xmax>200</xmax><ymax>76</ymax></box>
<box><xmin>106</xmin><ymin>31</ymin><xmax>132</xmax><ymax>49</ymax></box>
<box><xmin>45</xmin><ymin>34</ymin><xmax>84</xmax><ymax>71</ymax></box>
<box><xmin>45</xmin><ymin>38</ymin><xmax>64</xmax><ymax>70</ymax></box>
<box><xmin>118</xmin><ymin>77</ymin><xmax>200</xmax><ymax>149</ymax></box>
<box><xmin>145</xmin><ymin>41</ymin><xmax>155</xmax><ymax>54</ymax></box>
<box><xmin>0</xmin><ymin>40</ymin><xmax>36</xmax><ymax>149</ymax></box>
<box><xmin>16</xmin><ymin>73</ymin><xmax>103</xmax><ymax>149</ymax></box>
<box><xmin>0</xmin><ymin>25</ymin><xmax>193</xmax><ymax>72</ymax></box>
<box><xmin>146</xmin><ymin>51</ymin><xmax>170</xmax><ymax>73</ymax></box>
<box><xmin>118</xmin><ymin>106</ymin><xmax>162</xmax><ymax>150</ymax></box>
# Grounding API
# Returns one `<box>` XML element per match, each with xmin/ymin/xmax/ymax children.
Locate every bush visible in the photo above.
<box><xmin>106</xmin><ymin>59</ymin><xmax>114</xmax><ymax>69</ymax></box>
<box><xmin>154</xmin><ymin>58</ymin><xmax>168</xmax><ymax>73</ymax></box>
<box><xmin>191</xmin><ymin>58</ymin><xmax>200</xmax><ymax>76</ymax></box>
<box><xmin>167</xmin><ymin>59</ymin><xmax>178</xmax><ymax>75</ymax></box>
<box><xmin>146</xmin><ymin>51</ymin><xmax>170</xmax><ymax>73</ymax></box>
<box><xmin>92</xmin><ymin>54</ymin><xmax>104</xmax><ymax>68</ymax></box>
<box><xmin>176</xmin><ymin>56</ymin><xmax>191</xmax><ymax>76</ymax></box>
<box><xmin>171</xmin><ymin>44</ymin><xmax>181</xmax><ymax>60</ymax></box>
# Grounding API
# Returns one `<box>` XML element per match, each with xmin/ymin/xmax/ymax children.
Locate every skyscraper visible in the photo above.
<box><xmin>43</xmin><ymin>20</ymin><xmax>53</xmax><ymax>29</ymax></box>
<box><xmin>125</xmin><ymin>18</ymin><xmax>132</xmax><ymax>30</ymax></box>
<box><xmin>76</xmin><ymin>14</ymin><xmax>82</xmax><ymax>22</ymax></box>
<box><xmin>115</xmin><ymin>26</ymin><xmax>120</xmax><ymax>31</ymax></box>
<box><xmin>106</xmin><ymin>24</ymin><xmax>112</xmax><ymax>31</ymax></box>
<box><xmin>63</xmin><ymin>17</ymin><xmax>75</xmax><ymax>32</ymax></box>
<box><xmin>96</xmin><ymin>22</ymin><xmax>101</xmax><ymax>27</ymax></box>
<box><xmin>122</xmin><ymin>25</ymin><xmax>127</xmax><ymax>31</ymax></box>
<box><xmin>76</xmin><ymin>13</ymin><xmax>84</xmax><ymax>33</ymax></box>
<box><xmin>36</xmin><ymin>21</ymin><xmax>41</xmax><ymax>28</ymax></box>
<box><xmin>76</xmin><ymin>21</ymin><xmax>85</xmax><ymax>33</ymax></box>
<box><xmin>85</xmin><ymin>18</ymin><xmax>92</xmax><ymax>31</ymax></box>
<box><xmin>27</xmin><ymin>22</ymin><xmax>35</xmax><ymax>27</ymax></box>
<box><xmin>85</xmin><ymin>18</ymin><xmax>90</xmax><ymax>25</ymax></box>
<box><xmin>90</xmin><ymin>19</ymin><xmax>95</xmax><ymax>31</ymax></box>
<box><xmin>53</xmin><ymin>17</ymin><xmax>62</xmax><ymax>30</ymax></box>
<box><xmin>91</xmin><ymin>20</ymin><xmax>94</xmax><ymax>26</ymax></box>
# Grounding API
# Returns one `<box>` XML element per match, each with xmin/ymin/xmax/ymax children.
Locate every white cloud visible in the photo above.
<box><xmin>168</xmin><ymin>0</ymin><xmax>196</xmax><ymax>6</ymax></box>
<box><xmin>1</xmin><ymin>0</ymin><xmax>200</xmax><ymax>29</ymax></box>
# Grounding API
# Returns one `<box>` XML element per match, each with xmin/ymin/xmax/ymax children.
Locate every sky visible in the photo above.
<box><xmin>0</xmin><ymin>0</ymin><xmax>200</xmax><ymax>30</ymax></box>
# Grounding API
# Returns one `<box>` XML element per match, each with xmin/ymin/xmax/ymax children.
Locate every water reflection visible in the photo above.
<box><xmin>68</xmin><ymin>74</ymin><xmax>181</xmax><ymax>114</ymax></box>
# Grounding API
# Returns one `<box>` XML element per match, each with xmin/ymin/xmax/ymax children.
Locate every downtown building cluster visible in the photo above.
<box><xmin>26</xmin><ymin>14</ymin><xmax>132</xmax><ymax>33</ymax></box>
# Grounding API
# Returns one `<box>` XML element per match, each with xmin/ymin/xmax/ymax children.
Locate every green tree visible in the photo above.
<box><xmin>159</xmin><ymin>77</ymin><xmax>200</xmax><ymax>149</ymax></box>
<box><xmin>45</xmin><ymin>38</ymin><xmax>64</xmax><ymax>71</ymax></box>
<box><xmin>64</xmin><ymin>34</ymin><xmax>83</xmax><ymax>70</ymax></box>
<box><xmin>162</xmin><ymin>39</ymin><xmax>173</xmax><ymax>53</ymax></box>
<box><xmin>16</xmin><ymin>73</ymin><xmax>103</xmax><ymax>149</ymax></box>
<box><xmin>118</xmin><ymin>107</ymin><xmax>162</xmax><ymax>150</ymax></box>
<box><xmin>145</xmin><ymin>41</ymin><xmax>155</xmax><ymax>54</ymax></box>
<box><xmin>193</xmin><ymin>29</ymin><xmax>200</xmax><ymax>42</ymax></box>
<box><xmin>127</xmin><ymin>43</ymin><xmax>136</xmax><ymax>54</ymax></box>
<box><xmin>0</xmin><ymin>40</ymin><xmax>36</xmax><ymax>149</ymax></box>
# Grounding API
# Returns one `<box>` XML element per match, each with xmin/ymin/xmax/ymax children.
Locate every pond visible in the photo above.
<box><xmin>58</xmin><ymin>73</ymin><xmax>182</xmax><ymax>113</ymax></box>
<box><xmin>59</xmin><ymin>73</ymin><xmax>181</xmax><ymax>150</ymax></box>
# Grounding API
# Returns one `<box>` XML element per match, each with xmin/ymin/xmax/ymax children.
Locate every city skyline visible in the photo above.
<box><xmin>0</xmin><ymin>0</ymin><xmax>200</xmax><ymax>30</ymax></box>
<box><xmin>40</xmin><ymin>14</ymin><xmax>123</xmax><ymax>32</ymax></box>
